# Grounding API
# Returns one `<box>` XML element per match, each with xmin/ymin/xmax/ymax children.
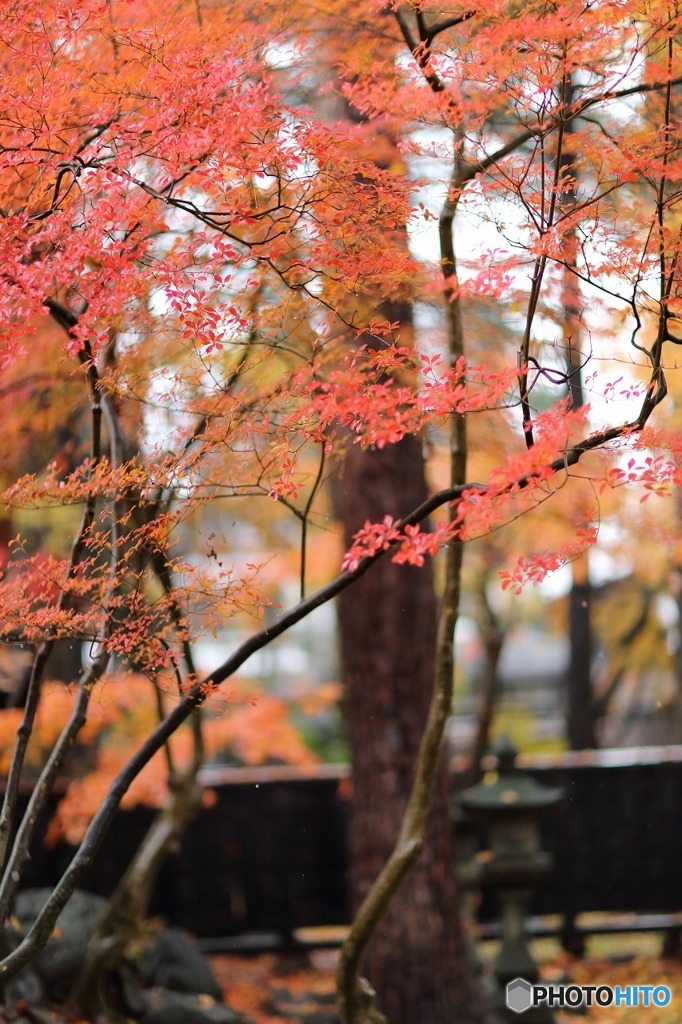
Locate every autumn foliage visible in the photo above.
<box><xmin>2</xmin><ymin>0</ymin><xmax>682</xmax><ymax>1018</ymax></box>
<box><xmin>0</xmin><ymin>676</ymin><xmax>327</xmax><ymax>846</ymax></box>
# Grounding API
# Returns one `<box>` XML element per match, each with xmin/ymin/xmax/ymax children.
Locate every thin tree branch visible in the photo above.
<box><xmin>424</xmin><ymin>11</ymin><xmax>477</xmax><ymax>42</ymax></box>
<box><xmin>0</xmin><ymin>405</ymin><xmax>660</xmax><ymax>980</ymax></box>
<box><xmin>300</xmin><ymin>442</ymin><xmax>326</xmax><ymax>601</ymax></box>
<box><xmin>0</xmin><ymin>299</ymin><xmax>124</xmax><ymax>919</ymax></box>
<box><xmin>0</xmin><ymin>314</ymin><xmax>103</xmax><ymax>880</ymax></box>
<box><xmin>0</xmin><ymin>652</ymin><xmax>109</xmax><ymax>923</ymax></box>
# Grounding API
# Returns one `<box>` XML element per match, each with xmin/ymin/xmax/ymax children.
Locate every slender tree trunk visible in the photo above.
<box><xmin>336</xmin><ymin>438</ymin><xmax>494</xmax><ymax>1024</ymax></box>
<box><xmin>466</xmin><ymin>614</ymin><xmax>504</xmax><ymax>787</ymax></box>
<box><xmin>73</xmin><ymin>742</ymin><xmax>203</xmax><ymax>1019</ymax></box>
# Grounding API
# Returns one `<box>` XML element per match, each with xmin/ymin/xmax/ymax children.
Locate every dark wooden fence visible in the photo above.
<box><xmin>522</xmin><ymin>748</ymin><xmax>682</xmax><ymax>919</ymax></box>
<box><xmin>16</xmin><ymin>748</ymin><xmax>682</xmax><ymax>948</ymax></box>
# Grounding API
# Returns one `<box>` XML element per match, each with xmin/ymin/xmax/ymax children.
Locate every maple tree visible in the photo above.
<box><xmin>1</xmin><ymin>1</ymin><xmax>682</xmax><ymax>1022</ymax></box>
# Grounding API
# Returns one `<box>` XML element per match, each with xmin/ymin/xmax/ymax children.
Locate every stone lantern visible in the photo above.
<box><xmin>459</xmin><ymin>736</ymin><xmax>563</xmax><ymax>1023</ymax></box>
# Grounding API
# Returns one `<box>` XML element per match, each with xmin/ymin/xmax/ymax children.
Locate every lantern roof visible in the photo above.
<box><xmin>459</xmin><ymin>735</ymin><xmax>563</xmax><ymax>813</ymax></box>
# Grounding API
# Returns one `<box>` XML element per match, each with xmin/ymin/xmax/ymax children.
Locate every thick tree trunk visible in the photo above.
<box><xmin>567</xmin><ymin>573</ymin><xmax>595</xmax><ymax>749</ymax></box>
<box><xmin>336</xmin><ymin>437</ymin><xmax>494</xmax><ymax>1024</ymax></box>
<box><xmin>562</xmin><ymin>77</ymin><xmax>596</xmax><ymax>750</ymax></box>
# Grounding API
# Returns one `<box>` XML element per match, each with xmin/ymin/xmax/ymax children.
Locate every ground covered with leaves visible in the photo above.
<box><xmin>0</xmin><ymin>940</ymin><xmax>678</xmax><ymax>1023</ymax></box>
<box><xmin>551</xmin><ymin>953</ymin><xmax>680</xmax><ymax>1024</ymax></box>
<box><xmin>209</xmin><ymin>943</ymin><xmax>682</xmax><ymax>1024</ymax></box>
<box><xmin>211</xmin><ymin>950</ymin><xmax>338</xmax><ymax>1024</ymax></box>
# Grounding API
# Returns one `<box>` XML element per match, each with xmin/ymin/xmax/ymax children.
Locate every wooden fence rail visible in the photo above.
<box><xmin>14</xmin><ymin>748</ymin><xmax>682</xmax><ymax>951</ymax></box>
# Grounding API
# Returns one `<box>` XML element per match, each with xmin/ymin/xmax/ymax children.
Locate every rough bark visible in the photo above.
<box><xmin>561</xmin><ymin>75</ymin><xmax>596</xmax><ymax>750</ymax></box>
<box><xmin>567</xmin><ymin>576</ymin><xmax>595</xmax><ymax>749</ymax></box>
<box><xmin>336</xmin><ymin>437</ymin><xmax>494</xmax><ymax>1024</ymax></box>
